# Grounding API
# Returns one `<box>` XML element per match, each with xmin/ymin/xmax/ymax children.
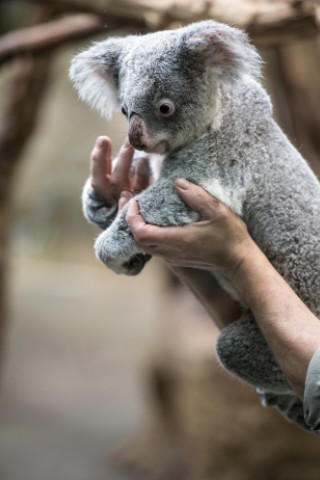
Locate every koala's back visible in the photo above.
<box><xmin>218</xmin><ymin>79</ymin><xmax>320</xmax><ymax>315</ymax></box>
<box><xmin>242</xmin><ymin>119</ymin><xmax>320</xmax><ymax>316</ymax></box>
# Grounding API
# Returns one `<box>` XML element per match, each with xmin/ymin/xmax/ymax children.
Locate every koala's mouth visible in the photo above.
<box><xmin>135</xmin><ymin>140</ymin><xmax>167</xmax><ymax>155</ymax></box>
<box><xmin>152</xmin><ymin>141</ymin><xmax>167</xmax><ymax>154</ymax></box>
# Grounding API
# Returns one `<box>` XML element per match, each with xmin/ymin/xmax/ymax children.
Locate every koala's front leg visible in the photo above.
<box><xmin>94</xmin><ymin>203</ymin><xmax>151</xmax><ymax>275</ymax></box>
<box><xmin>137</xmin><ymin>178</ymin><xmax>199</xmax><ymax>227</ymax></box>
<box><xmin>94</xmin><ymin>178</ymin><xmax>198</xmax><ymax>275</ymax></box>
<box><xmin>82</xmin><ymin>178</ymin><xmax>118</xmax><ymax>230</ymax></box>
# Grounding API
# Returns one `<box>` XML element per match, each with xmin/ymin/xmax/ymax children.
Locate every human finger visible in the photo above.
<box><xmin>175</xmin><ymin>179</ymin><xmax>226</xmax><ymax>221</ymax></box>
<box><xmin>112</xmin><ymin>137</ymin><xmax>135</xmax><ymax>193</ymax></box>
<box><xmin>90</xmin><ymin>136</ymin><xmax>112</xmax><ymax>198</ymax></box>
<box><xmin>118</xmin><ymin>191</ymin><xmax>133</xmax><ymax>213</ymax></box>
<box><xmin>126</xmin><ymin>200</ymin><xmax>182</xmax><ymax>246</ymax></box>
<box><xmin>132</xmin><ymin>157</ymin><xmax>151</xmax><ymax>194</ymax></box>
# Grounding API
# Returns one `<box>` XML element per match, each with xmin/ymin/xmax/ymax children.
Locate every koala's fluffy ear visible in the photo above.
<box><xmin>182</xmin><ymin>21</ymin><xmax>262</xmax><ymax>81</ymax></box>
<box><xmin>69</xmin><ymin>38</ymin><xmax>125</xmax><ymax>118</ymax></box>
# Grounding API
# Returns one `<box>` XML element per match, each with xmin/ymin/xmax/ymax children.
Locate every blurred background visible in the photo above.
<box><xmin>0</xmin><ymin>1</ymin><xmax>320</xmax><ymax>479</ymax></box>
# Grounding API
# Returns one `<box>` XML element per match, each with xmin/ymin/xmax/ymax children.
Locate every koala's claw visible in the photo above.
<box><xmin>122</xmin><ymin>254</ymin><xmax>152</xmax><ymax>276</ymax></box>
<box><xmin>94</xmin><ymin>224</ymin><xmax>151</xmax><ymax>275</ymax></box>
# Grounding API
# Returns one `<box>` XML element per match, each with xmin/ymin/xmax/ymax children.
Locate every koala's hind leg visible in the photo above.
<box><xmin>216</xmin><ymin>312</ymin><xmax>290</xmax><ymax>393</ymax></box>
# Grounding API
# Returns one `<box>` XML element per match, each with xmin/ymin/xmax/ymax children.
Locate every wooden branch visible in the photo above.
<box><xmin>21</xmin><ymin>0</ymin><xmax>148</xmax><ymax>30</ymax></box>
<box><xmin>246</xmin><ymin>3</ymin><xmax>320</xmax><ymax>46</ymax></box>
<box><xmin>0</xmin><ymin>14</ymin><xmax>110</xmax><ymax>66</ymax></box>
<box><xmin>1</xmin><ymin>0</ymin><xmax>318</xmax><ymax>66</ymax></box>
<box><xmin>22</xmin><ymin>0</ymin><xmax>110</xmax><ymax>16</ymax></box>
<box><xmin>21</xmin><ymin>0</ymin><xmax>320</xmax><ymax>45</ymax></box>
<box><xmin>0</xmin><ymin>4</ymin><xmax>55</xmax><ymax>361</ymax></box>
<box><xmin>0</xmin><ymin>0</ymin><xmax>55</xmax><ymax>185</ymax></box>
<box><xmin>98</xmin><ymin>0</ymin><xmax>320</xmax><ymax>45</ymax></box>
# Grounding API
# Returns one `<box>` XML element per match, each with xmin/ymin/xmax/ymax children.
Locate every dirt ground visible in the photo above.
<box><xmin>0</xmin><ymin>254</ymin><xmax>165</xmax><ymax>480</ymax></box>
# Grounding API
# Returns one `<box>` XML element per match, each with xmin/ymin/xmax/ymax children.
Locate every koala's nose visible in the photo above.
<box><xmin>128</xmin><ymin>113</ymin><xmax>147</xmax><ymax>150</ymax></box>
<box><xmin>129</xmin><ymin>111</ymin><xmax>137</xmax><ymax>120</ymax></box>
<box><xmin>129</xmin><ymin>138</ymin><xmax>146</xmax><ymax>150</ymax></box>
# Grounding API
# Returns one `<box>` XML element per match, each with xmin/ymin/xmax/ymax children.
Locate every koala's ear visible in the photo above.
<box><xmin>182</xmin><ymin>21</ymin><xmax>262</xmax><ymax>81</ymax></box>
<box><xmin>69</xmin><ymin>38</ymin><xmax>125</xmax><ymax>118</ymax></box>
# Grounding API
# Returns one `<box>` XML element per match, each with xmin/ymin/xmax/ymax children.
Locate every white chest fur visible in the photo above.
<box><xmin>201</xmin><ymin>179</ymin><xmax>245</xmax><ymax>216</ymax></box>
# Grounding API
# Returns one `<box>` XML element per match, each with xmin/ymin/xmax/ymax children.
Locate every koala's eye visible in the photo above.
<box><xmin>159</xmin><ymin>100</ymin><xmax>175</xmax><ymax>117</ymax></box>
<box><xmin>121</xmin><ymin>106</ymin><xmax>128</xmax><ymax>117</ymax></box>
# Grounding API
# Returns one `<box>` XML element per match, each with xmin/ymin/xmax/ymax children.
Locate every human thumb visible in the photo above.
<box><xmin>175</xmin><ymin>178</ymin><xmax>223</xmax><ymax>220</ymax></box>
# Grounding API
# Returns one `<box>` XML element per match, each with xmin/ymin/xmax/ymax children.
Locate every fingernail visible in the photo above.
<box><xmin>175</xmin><ymin>178</ymin><xmax>190</xmax><ymax>189</ymax></box>
<box><xmin>96</xmin><ymin>136</ymin><xmax>108</xmax><ymax>148</ymax></box>
<box><xmin>127</xmin><ymin>199</ymin><xmax>135</xmax><ymax>212</ymax></box>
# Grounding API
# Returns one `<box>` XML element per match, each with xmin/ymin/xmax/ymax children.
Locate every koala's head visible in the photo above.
<box><xmin>70</xmin><ymin>20</ymin><xmax>261</xmax><ymax>154</ymax></box>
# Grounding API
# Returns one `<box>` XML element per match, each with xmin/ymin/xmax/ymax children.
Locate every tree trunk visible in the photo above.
<box><xmin>0</xmin><ymin>4</ymin><xmax>54</xmax><ymax>364</ymax></box>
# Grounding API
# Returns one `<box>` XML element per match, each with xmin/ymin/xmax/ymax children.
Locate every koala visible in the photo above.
<box><xmin>70</xmin><ymin>21</ymin><xmax>320</xmax><ymax>415</ymax></box>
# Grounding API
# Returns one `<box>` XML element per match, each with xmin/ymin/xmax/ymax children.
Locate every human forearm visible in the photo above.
<box><xmin>230</xmin><ymin>240</ymin><xmax>320</xmax><ymax>398</ymax></box>
<box><xmin>170</xmin><ymin>266</ymin><xmax>241</xmax><ymax>329</ymax></box>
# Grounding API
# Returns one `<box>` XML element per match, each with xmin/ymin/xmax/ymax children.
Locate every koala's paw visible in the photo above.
<box><xmin>94</xmin><ymin>227</ymin><xmax>151</xmax><ymax>276</ymax></box>
<box><xmin>82</xmin><ymin>178</ymin><xmax>117</xmax><ymax>230</ymax></box>
<box><xmin>216</xmin><ymin>313</ymin><xmax>290</xmax><ymax>393</ymax></box>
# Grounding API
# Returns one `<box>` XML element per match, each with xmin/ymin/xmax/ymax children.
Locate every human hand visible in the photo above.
<box><xmin>89</xmin><ymin>136</ymin><xmax>152</xmax><ymax>210</ymax></box>
<box><xmin>82</xmin><ymin>136</ymin><xmax>153</xmax><ymax>230</ymax></box>
<box><xmin>126</xmin><ymin>179</ymin><xmax>254</xmax><ymax>279</ymax></box>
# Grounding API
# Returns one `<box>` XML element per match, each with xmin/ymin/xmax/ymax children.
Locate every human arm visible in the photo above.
<box><xmin>167</xmin><ymin>267</ymin><xmax>242</xmax><ymax>329</ymax></box>
<box><xmin>230</xmin><ymin>237</ymin><xmax>320</xmax><ymax>400</ymax></box>
<box><xmin>126</xmin><ymin>179</ymin><xmax>320</xmax><ymax>400</ymax></box>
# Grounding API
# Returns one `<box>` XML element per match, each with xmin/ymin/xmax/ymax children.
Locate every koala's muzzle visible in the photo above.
<box><xmin>128</xmin><ymin>114</ymin><xmax>149</xmax><ymax>151</ymax></box>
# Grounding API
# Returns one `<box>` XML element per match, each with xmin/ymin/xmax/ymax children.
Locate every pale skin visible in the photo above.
<box><xmin>90</xmin><ymin>136</ymin><xmax>320</xmax><ymax>400</ymax></box>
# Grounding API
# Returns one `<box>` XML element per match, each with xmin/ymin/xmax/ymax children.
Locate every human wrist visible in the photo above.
<box><xmin>226</xmin><ymin>238</ymin><xmax>278</xmax><ymax>312</ymax></box>
<box><xmin>224</xmin><ymin>236</ymin><xmax>263</xmax><ymax>285</ymax></box>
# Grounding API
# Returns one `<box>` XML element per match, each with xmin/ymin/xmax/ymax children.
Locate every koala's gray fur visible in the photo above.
<box><xmin>70</xmin><ymin>21</ymin><xmax>320</xmax><ymax>404</ymax></box>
